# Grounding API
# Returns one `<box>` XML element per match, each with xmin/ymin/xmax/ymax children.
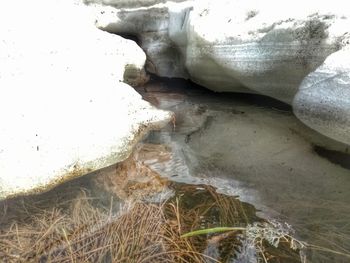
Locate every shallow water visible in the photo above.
<box><xmin>1</xmin><ymin>78</ymin><xmax>350</xmax><ymax>262</ymax></box>
<box><xmin>0</xmin><ymin>170</ymin><xmax>301</xmax><ymax>262</ymax></box>
<box><xmin>137</xmin><ymin>78</ymin><xmax>350</xmax><ymax>262</ymax></box>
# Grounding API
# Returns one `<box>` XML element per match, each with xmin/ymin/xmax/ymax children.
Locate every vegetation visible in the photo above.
<box><xmin>0</xmin><ymin>180</ymin><xmax>307</xmax><ymax>263</ymax></box>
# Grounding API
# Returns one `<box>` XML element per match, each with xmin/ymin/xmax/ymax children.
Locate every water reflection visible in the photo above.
<box><xmin>138</xmin><ymin>77</ymin><xmax>350</xmax><ymax>262</ymax></box>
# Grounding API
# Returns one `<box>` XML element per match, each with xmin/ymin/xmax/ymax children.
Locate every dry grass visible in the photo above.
<box><xmin>0</xmin><ymin>191</ymin><xmax>180</xmax><ymax>262</ymax></box>
<box><xmin>0</xmin><ymin>180</ymin><xmax>304</xmax><ymax>263</ymax></box>
<box><xmin>0</xmin><ymin>185</ymin><xmax>216</xmax><ymax>263</ymax></box>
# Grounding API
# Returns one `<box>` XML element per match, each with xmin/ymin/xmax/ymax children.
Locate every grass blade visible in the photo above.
<box><xmin>181</xmin><ymin>227</ymin><xmax>246</xmax><ymax>238</ymax></box>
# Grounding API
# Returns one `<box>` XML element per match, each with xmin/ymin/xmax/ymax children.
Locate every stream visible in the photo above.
<box><xmin>137</xmin><ymin>77</ymin><xmax>350</xmax><ymax>262</ymax></box>
<box><xmin>1</xmin><ymin>78</ymin><xmax>350</xmax><ymax>262</ymax></box>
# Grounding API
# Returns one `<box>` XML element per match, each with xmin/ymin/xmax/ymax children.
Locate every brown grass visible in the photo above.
<box><xmin>0</xmin><ymin>191</ymin><xmax>174</xmax><ymax>262</ymax></box>
<box><xmin>0</xmin><ymin>178</ymin><xmax>302</xmax><ymax>263</ymax></box>
<box><xmin>0</xmin><ymin>186</ymin><xmax>214</xmax><ymax>263</ymax></box>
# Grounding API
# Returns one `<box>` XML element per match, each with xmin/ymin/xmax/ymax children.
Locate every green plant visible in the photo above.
<box><xmin>181</xmin><ymin>227</ymin><xmax>246</xmax><ymax>238</ymax></box>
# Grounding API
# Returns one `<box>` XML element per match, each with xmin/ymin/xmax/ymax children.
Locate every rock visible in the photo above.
<box><xmin>92</xmin><ymin>0</ymin><xmax>350</xmax><ymax>144</ymax></box>
<box><xmin>0</xmin><ymin>0</ymin><xmax>172</xmax><ymax>200</ymax></box>
<box><xmin>293</xmin><ymin>49</ymin><xmax>350</xmax><ymax>144</ymax></box>
<box><xmin>84</xmin><ymin>0</ymin><xmax>186</xmax><ymax>8</ymax></box>
<box><xmin>183</xmin><ymin>0</ymin><xmax>350</xmax><ymax>103</ymax></box>
<box><xmin>93</xmin><ymin>1</ymin><xmax>193</xmax><ymax>78</ymax></box>
<box><xmin>93</xmin><ymin>0</ymin><xmax>350</xmax><ymax>103</ymax></box>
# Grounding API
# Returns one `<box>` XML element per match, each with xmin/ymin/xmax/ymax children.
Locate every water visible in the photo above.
<box><xmin>137</xmin><ymin>77</ymin><xmax>350</xmax><ymax>262</ymax></box>
<box><xmin>1</xmin><ymin>78</ymin><xmax>350</xmax><ymax>262</ymax></box>
<box><xmin>0</xmin><ymin>171</ymin><xmax>301</xmax><ymax>262</ymax></box>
